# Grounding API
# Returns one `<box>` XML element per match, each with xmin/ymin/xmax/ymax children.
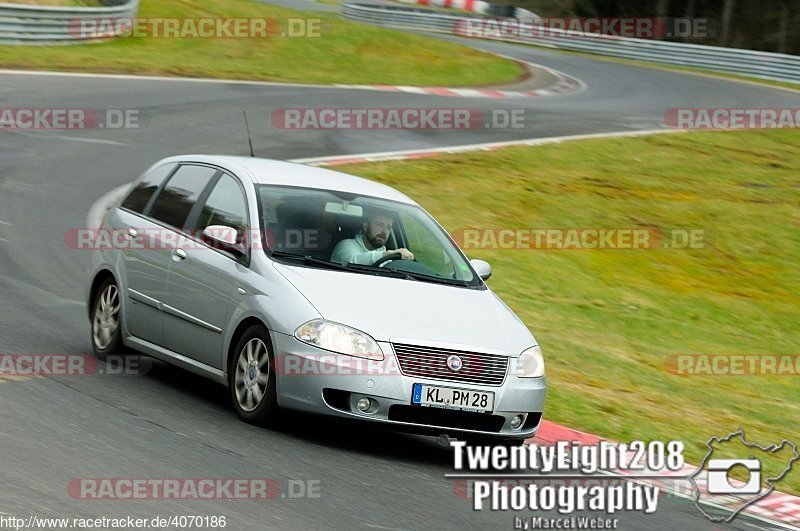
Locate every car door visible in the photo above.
<box><xmin>115</xmin><ymin>162</ymin><xmax>177</xmax><ymax>346</ymax></box>
<box><xmin>123</xmin><ymin>163</ymin><xmax>219</xmax><ymax>347</ymax></box>
<box><xmin>160</xmin><ymin>171</ymin><xmax>250</xmax><ymax>370</ymax></box>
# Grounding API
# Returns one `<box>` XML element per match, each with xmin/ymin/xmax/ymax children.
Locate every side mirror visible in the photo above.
<box><xmin>470</xmin><ymin>259</ymin><xmax>492</xmax><ymax>281</ymax></box>
<box><xmin>202</xmin><ymin>225</ymin><xmax>245</xmax><ymax>256</ymax></box>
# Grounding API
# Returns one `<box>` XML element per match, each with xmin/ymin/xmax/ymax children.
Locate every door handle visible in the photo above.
<box><xmin>173</xmin><ymin>248</ymin><xmax>187</xmax><ymax>260</ymax></box>
<box><xmin>127</xmin><ymin>227</ymin><xmax>137</xmax><ymax>238</ymax></box>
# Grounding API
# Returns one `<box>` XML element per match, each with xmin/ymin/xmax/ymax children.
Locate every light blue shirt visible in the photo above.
<box><xmin>331</xmin><ymin>232</ymin><xmax>386</xmax><ymax>265</ymax></box>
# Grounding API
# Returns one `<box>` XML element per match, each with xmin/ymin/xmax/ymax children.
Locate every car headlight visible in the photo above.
<box><xmin>294</xmin><ymin>319</ymin><xmax>384</xmax><ymax>360</ymax></box>
<box><xmin>517</xmin><ymin>345</ymin><xmax>545</xmax><ymax>378</ymax></box>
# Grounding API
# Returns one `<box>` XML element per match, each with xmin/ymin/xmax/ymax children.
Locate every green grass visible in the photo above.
<box><xmin>2</xmin><ymin>0</ymin><xmax>99</xmax><ymax>5</ymax></box>
<box><xmin>335</xmin><ymin>129</ymin><xmax>800</xmax><ymax>494</ymax></box>
<box><xmin>0</xmin><ymin>0</ymin><xmax>522</xmax><ymax>86</ymax></box>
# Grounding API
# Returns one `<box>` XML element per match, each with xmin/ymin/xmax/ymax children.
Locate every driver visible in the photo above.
<box><xmin>331</xmin><ymin>208</ymin><xmax>414</xmax><ymax>265</ymax></box>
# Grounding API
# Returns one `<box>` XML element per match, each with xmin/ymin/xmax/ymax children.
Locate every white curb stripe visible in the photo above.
<box><xmin>289</xmin><ymin>128</ymin><xmax>686</xmax><ymax>165</ymax></box>
<box><xmin>0</xmin><ymin>60</ymin><xmax>585</xmax><ymax>99</ymax></box>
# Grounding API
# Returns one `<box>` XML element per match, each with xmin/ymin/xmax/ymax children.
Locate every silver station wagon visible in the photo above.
<box><xmin>87</xmin><ymin>155</ymin><xmax>546</xmax><ymax>444</ymax></box>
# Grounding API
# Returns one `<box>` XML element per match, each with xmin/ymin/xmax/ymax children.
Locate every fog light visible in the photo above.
<box><xmin>357</xmin><ymin>397</ymin><xmax>371</xmax><ymax>412</ymax></box>
<box><xmin>510</xmin><ymin>414</ymin><xmax>525</xmax><ymax>430</ymax></box>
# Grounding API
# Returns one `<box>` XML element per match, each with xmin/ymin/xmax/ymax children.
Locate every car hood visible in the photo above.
<box><xmin>273</xmin><ymin>263</ymin><xmax>535</xmax><ymax>357</ymax></box>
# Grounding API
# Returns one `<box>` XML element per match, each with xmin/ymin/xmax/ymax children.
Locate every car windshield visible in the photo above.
<box><xmin>256</xmin><ymin>184</ymin><xmax>478</xmax><ymax>286</ymax></box>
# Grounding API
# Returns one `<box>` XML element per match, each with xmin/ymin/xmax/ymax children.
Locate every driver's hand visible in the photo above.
<box><xmin>396</xmin><ymin>248</ymin><xmax>414</xmax><ymax>260</ymax></box>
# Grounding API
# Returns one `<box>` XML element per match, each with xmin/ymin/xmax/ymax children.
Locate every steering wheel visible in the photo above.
<box><xmin>372</xmin><ymin>252</ymin><xmax>402</xmax><ymax>267</ymax></box>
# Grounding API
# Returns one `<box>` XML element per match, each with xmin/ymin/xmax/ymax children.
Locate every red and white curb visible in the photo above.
<box><xmin>332</xmin><ymin>63</ymin><xmax>583</xmax><ymax>98</ymax></box>
<box><xmin>395</xmin><ymin>0</ymin><xmax>492</xmax><ymax>15</ymax></box>
<box><xmin>0</xmin><ymin>62</ymin><xmax>583</xmax><ymax>99</ymax></box>
<box><xmin>533</xmin><ymin>420</ymin><xmax>800</xmax><ymax>529</ymax></box>
<box><xmin>289</xmin><ymin>129</ymin><xmax>687</xmax><ymax>166</ymax></box>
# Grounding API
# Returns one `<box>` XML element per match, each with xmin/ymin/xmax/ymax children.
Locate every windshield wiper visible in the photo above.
<box><xmin>270</xmin><ymin>252</ymin><xmax>410</xmax><ymax>279</ymax></box>
<box><xmin>346</xmin><ymin>263</ymin><xmax>469</xmax><ymax>286</ymax></box>
<box><xmin>345</xmin><ymin>263</ymin><xmax>413</xmax><ymax>279</ymax></box>
<box><xmin>268</xmin><ymin>251</ymin><xmax>347</xmax><ymax>270</ymax></box>
<box><xmin>392</xmin><ymin>269</ymin><xmax>470</xmax><ymax>286</ymax></box>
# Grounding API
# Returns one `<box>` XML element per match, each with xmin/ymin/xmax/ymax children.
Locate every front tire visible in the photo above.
<box><xmin>229</xmin><ymin>325</ymin><xmax>280</xmax><ymax>426</ymax></box>
<box><xmin>91</xmin><ymin>278</ymin><xmax>123</xmax><ymax>361</ymax></box>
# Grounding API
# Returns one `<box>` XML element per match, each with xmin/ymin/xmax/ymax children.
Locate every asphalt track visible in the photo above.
<box><xmin>1</xmin><ymin>13</ymin><xmax>799</xmax><ymax>531</ymax></box>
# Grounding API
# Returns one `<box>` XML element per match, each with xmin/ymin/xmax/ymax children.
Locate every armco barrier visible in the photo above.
<box><xmin>0</xmin><ymin>0</ymin><xmax>139</xmax><ymax>45</ymax></box>
<box><xmin>341</xmin><ymin>3</ymin><xmax>800</xmax><ymax>84</ymax></box>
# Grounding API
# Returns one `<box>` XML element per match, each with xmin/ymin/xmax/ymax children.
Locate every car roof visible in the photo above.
<box><xmin>159</xmin><ymin>155</ymin><xmax>417</xmax><ymax>205</ymax></box>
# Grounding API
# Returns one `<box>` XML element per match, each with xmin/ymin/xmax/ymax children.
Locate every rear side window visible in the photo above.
<box><xmin>149</xmin><ymin>165</ymin><xmax>218</xmax><ymax>229</ymax></box>
<box><xmin>120</xmin><ymin>163</ymin><xmax>176</xmax><ymax>214</ymax></box>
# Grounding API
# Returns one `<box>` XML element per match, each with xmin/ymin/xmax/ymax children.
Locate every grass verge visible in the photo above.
<box><xmin>0</xmin><ymin>0</ymin><xmax>522</xmax><ymax>86</ymax></box>
<box><xmin>336</xmin><ymin>128</ymin><xmax>800</xmax><ymax>494</ymax></box>
<box><xmin>2</xmin><ymin>1</ymin><xmax>99</xmax><ymax>5</ymax></box>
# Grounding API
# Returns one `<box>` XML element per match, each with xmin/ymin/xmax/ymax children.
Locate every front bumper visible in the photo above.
<box><xmin>272</xmin><ymin>332</ymin><xmax>547</xmax><ymax>439</ymax></box>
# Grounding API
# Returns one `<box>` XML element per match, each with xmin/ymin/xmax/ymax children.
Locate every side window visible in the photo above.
<box><xmin>192</xmin><ymin>173</ymin><xmax>248</xmax><ymax>244</ymax></box>
<box><xmin>149</xmin><ymin>165</ymin><xmax>218</xmax><ymax>229</ymax></box>
<box><xmin>399</xmin><ymin>212</ymin><xmax>454</xmax><ymax>277</ymax></box>
<box><xmin>120</xmin><ymin>163</ymin><xmax>176</xmax><ymax>214</ymax></box>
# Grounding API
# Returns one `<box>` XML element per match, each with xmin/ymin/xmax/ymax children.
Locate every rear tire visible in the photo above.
<box><xmin>90</xmin><ymin>277</ymin><xmax>123</xmax><ymax>362</ymax></box>
<box><xmin>229</xmin><ymin>325</ymin><xmax>280</xmax><ymax>426</ymax></box>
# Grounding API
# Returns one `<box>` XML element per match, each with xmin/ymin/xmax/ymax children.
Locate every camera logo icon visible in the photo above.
<box><xmin>707</xmin><ymin>459</ymin><xmax>761</xmax><ymax>494</ymax></box>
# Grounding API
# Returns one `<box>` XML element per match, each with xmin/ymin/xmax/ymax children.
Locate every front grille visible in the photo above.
<box><xmin>389</xmin><ymin>405</ymin><xmax>505</xmax><ymax>432</ymax></box>
<box><xmin>392</xmin><ymin>343</ymin><xmax>508</xmax><ymax>386</ymax></box>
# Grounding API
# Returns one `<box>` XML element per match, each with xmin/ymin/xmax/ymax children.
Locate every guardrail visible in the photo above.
<box><xmin>0</xmin><ymin>0</ymin><xmax>139</xmax><ymax>45</ymax></box>
<box><xmin>342</xmin><ymin>3</ymin><xmax>800</xmax><ymax>84</ymax></box>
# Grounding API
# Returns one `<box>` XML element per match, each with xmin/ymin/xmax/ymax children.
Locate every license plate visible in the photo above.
<box><xmin>411</xmin><ymin>383</ymin><xmax>494</xmax><ymax>413</ymax></box>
